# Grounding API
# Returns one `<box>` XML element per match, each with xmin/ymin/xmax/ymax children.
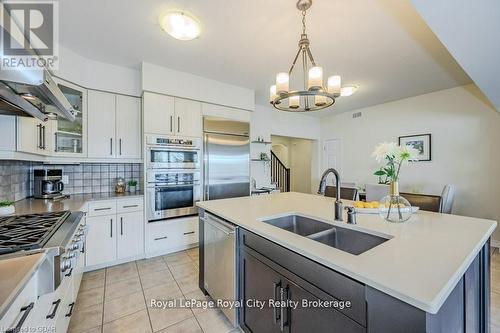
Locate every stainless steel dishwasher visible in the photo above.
<box><xmin>203</xmin><ymin>212</ymin><xmax>238</xmax><ymax>326</ymax></box>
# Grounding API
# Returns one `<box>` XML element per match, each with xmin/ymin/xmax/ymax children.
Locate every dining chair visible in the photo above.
<box><xmin>325</xmin><ymin>186</ymin><xmax>358</xmax><ymax>201</ymax></box>
<box><xmin>439</xmin><ymin>184</ymin><xmax>455</xmax><ymax>214</ymax></box>
<box><xmin>365</xmin><ymin>184</ymin><xmax>389</xmax><ymax>202</ymax></box>
<box><xmin>400</xmin><ymin>192</ymin><xmax>442</xmax><ymax>212</ymax></box>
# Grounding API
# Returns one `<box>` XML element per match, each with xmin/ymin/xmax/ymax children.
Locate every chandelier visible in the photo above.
<box><xmin>269</xmin><ymin>0</ymin><xmax>342</xmax><ymax>112</ymax></box>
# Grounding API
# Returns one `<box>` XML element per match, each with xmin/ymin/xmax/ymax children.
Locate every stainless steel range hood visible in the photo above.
<box><xmin>0</xmin><ymin>2</ymin><xmax>75</xmax><ymax>122</ymax></box>
<box><xmin>0</xmin><ymin>69</ymin><xmax>75</xmax><ymax>122</ymax></box>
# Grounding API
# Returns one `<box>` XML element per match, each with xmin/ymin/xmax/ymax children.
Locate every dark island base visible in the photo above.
<box><xmin>198</xmin><ymin>210</ymin><xmax>491</xmax><ymax>333</ymax></box>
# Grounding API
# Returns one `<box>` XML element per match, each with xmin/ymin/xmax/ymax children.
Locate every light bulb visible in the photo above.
<box><xmin>276</xmin><ymin>72</ymin><xmax>289</xmax><ymax>94</ymax></box>
<box><xmin>327</xmin><ymin>75</ymin><xmax>341</xmax><ymax>97</ymax></box>
<box><xmin>308</xmin><ymin>66</ymin><xmax>323</xmax><ymax>90</ymax></box>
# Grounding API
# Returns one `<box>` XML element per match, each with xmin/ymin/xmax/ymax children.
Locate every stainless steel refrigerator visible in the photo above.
<box><xmin>203</xmin><ymin>117</ymin><xmax>250</xmax><ymax>200</ymax></box>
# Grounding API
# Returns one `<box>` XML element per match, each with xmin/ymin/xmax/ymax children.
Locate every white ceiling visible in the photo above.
<box><xmin>59</xmin><ymin>0</ymin><xmax>471</xmax><ymax>116</ymax></box>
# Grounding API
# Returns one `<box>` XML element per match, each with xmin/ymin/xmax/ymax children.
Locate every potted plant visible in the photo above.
<box><xmin>0</xmin><ymin>200</ymin><xmax>15</xmax><ymax>216</ymax></box>
<box><xmin>372</xmin><ymin>142</ymin><xmax>419</xmax><ymax>223</ymax></box>
<box><xmin>128</xmin><ymin>180</ymin><xmax>138</xmax><ymax>193</ymax></box>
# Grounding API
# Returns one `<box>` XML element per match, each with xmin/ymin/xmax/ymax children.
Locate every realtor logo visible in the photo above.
<box><xmin>1</xmin><ymin>0</ymin><xmax>59</xmax><ymax>69</ymax></box>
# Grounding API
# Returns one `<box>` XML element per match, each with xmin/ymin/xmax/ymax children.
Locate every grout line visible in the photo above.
<box><xmin>136</xmin><ymin>260</ymin><xmax>155</xmax><ymax>333</ymax></box>
<box><xmin>100</xmin><ymin>269</ymin><xmax>106</xmax><ymax>333</ymax></box>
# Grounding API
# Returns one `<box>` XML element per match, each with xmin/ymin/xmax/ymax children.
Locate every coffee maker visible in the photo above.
<box><xmin>33</xmin><ymin>169</ymin><xmax>65</xmax><ymax>199</ymax></box>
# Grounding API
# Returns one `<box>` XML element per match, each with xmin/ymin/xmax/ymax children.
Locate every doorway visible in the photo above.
<box><xmin>271</xmin><ymin>135</ymin><xmax>314</xmax><ymax>194</ymax></box>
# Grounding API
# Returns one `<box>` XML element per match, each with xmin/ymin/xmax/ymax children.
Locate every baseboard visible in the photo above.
<box><xmin>84</xmin><ymin>253</ymin><xmax>146</xmax><ymax>272</ymax></box>
<box><xmin>491</xmin><ymin>240</ymin><xmax>500</xmax><ymax>249</ymax></box>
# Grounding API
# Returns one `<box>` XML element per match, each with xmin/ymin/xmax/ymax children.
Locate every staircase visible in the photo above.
<box><xmin>271</xmin><ymin>151</ymin><xmax>290</xmax><ymax>192</ymax></box>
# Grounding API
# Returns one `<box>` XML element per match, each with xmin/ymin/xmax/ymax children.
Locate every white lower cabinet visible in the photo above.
<box><xmin>117</xmin><ymin>211</ymin><xmax>144</xmax><ymax>259</ymax></box>
<box><xmin>86</xmin><ymin>215</ymin><xmax>117</xmax><ymax>267</ymax></box>
<box><xmin>145</xmin><ymin>216</ymin><xmax>198</xmax><ymax>256</ymax></box>
<box><xmin>85</xmin><ymin>198</ymin><xmax>144</xmax><ymax>268</ymax></box>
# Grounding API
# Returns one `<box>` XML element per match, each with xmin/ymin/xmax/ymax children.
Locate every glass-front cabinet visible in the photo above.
<box><xmin>52</xmin><ymin>78</ymin><xmax>87</xmax><ymax>156</ymax></box>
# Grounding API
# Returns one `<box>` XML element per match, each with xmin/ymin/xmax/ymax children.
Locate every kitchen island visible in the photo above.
<box><xmin>197</xmin><ymin>192</ymin><xmax>497</xmax><ymax>333</ymax></box>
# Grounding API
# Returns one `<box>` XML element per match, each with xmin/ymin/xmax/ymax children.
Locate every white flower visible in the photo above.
<box><xmin>372</xmin><ymin>142</ymin><xmax>398</xmax><ymax>163</ymax></box>
<box><xmin>397</xmin><ymin>145</ymin><xmax>420</xmax><ymax>163</ymax></box>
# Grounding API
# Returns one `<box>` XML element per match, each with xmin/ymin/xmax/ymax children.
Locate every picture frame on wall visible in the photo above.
<box><xmin>398</xmin><ymin>134</ymin><xmax>431</xmax><ymax>161</ymax></box>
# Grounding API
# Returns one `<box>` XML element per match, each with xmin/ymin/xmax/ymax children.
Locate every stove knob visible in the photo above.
<box><xmin>61</xmin><ymin>258</ymin><xmax>72</xmax><ymax>272</ymax></box>
<box><xmin>66</xmin><ymin>251</ymin><xmax>77</xmax><ymax>259</ymax></box>
<box><xmin>69</xmin><ymin>241</ymin><xmax>80</xmax><ymax>251</ymax></box>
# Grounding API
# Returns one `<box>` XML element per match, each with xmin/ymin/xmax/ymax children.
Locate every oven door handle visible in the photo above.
<box><xmin>150</xmin><ymin>183</ymin><xmax>199</xmax><ymax>189</ymax></box>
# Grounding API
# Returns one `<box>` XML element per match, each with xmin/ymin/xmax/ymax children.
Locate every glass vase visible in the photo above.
<box><xmin>378</xmin><ymin>182</ymin><xmax>413</xmax><ymax>223</ymax></box>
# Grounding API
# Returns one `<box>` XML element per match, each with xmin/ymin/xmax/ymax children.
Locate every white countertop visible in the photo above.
<box><xmin>197</xmin><ymin>192</ymin><xmax>497</xmax><ymax>314</ymax></box>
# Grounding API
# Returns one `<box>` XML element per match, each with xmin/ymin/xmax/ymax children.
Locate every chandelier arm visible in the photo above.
<box><xmin>288</xmin><ymin>47</ymin><xmax>302</xmax><ymax>76</ymax></box>
<box><xmin>305</xmin><ymin>46</ymin><xmax>317</xmax><ymax>67</ymax></box>
<box><xmin>302</xmin><ymin>48</ymin><xmax>310</xmax><ymax>110</ymax></box>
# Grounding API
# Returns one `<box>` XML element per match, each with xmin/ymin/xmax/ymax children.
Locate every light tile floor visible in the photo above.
<box><xmin>68</xmin><ymin>247</ymin><xmax>238</xmax><ymax>333</ymax></box>
<box><xmin>70</xmin><ymin>247</ymin><xmax>500</xmax><ymax>333</ymax></box>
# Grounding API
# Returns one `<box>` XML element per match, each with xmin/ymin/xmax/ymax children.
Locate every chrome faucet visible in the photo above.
<box><xmin>318</xmin><ymin>168</ymin><xmax>343</xmax><ymax>222</ymax></box>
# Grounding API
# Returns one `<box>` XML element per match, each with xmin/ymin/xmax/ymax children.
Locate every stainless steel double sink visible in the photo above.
<box><xmin>261</xmin><ymin>214</ymin><xmax>389</xmax><ymax>255</ymax></box>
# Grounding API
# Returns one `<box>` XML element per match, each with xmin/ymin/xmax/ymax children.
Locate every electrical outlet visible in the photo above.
<box><xmin>62</xmin><ymin>175</ymin><xmax>69</xmax><ymax>184</ymax></box>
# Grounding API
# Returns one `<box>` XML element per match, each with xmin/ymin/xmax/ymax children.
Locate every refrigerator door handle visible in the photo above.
<box><xmin>203</xmin><ymin>134</ymin><xmax>210</xmax><ymax>200</ymax></box>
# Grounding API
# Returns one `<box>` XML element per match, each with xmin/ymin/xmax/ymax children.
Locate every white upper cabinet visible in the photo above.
<box><xmin>0</xmin><ymin>115</ymin><xmax>16</xmax><ymax>151</ymax></box>
<box><xmin>17</xmin><ymin>117</ymin><xmax>55</xmax><ymax>156</ymax></box>
<box><xmin>88</xmin><ymin>90</ymin><xmax>116</xmax><ymax>158</ymax></box>
<box><xmin>143</xmin><ymin>92</ymin><xmax>201</xmax><ymax>138</ymax></box>
<box><xmin>52</xmin><ymin>78</ymin><xmax>87</xmax><ymax>157</ymax></box>
<box><xmin>143</xmin><ymin>92</ymin><xmax>175</xmax><ymax>135</ymax></box>
<box><xmin>116</xmin><ymin>95</ymin><xmax>142</xmax><ymax>159</ymax></box>
<box><xmin>174</xmin><ymin>98</ymin><xmax>202</xmax><ymax>137</ymax></box>
<box><xmin>88</xmin><ymin>90</ymin><xmax>142</xmax><ymax>160</ymax></box>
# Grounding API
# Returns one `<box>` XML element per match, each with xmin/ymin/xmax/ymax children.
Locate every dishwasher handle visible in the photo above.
<box><xmin>206</xmin><ymin>214</ymin><xmax>236</xmax><ymax>236</ymax></box>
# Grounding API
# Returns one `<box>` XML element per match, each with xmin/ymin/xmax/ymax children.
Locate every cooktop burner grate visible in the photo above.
<box><xmin>0</xmin><ymin>211</ymin><xmax>71</xmax><ymax>255</ymax></box>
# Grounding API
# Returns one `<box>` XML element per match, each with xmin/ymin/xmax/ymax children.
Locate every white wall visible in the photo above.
<box><xmin>55</xmin><ymin>46</ymin><xmax>141</xmax><ymax>96</ymax></box>
<box><xmin>141</xmin><ymin>62</ymin><xmax>255</xmax><ymax>111</ymax></box>
<box><xmin>251</xmin><ymin>105</ymin><xmax>321</xmax><ymax>193</ymax></box>
<box><xmin>321</xmin><ymin>84</ymin><xmax>500</xmax><ymax>241</ymax></box>
<box><xmin>412</xmin><ymin>0</ymin><xmax>500</xmax><ymax>111</ymax></box>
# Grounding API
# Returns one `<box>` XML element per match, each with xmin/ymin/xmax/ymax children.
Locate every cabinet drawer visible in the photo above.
<box><xmin>241</xmin><ymin>228</ymin><xmax>366</xmax><ymax>326</ymax></box>
<box><xmin>87</xmin><ymin>200</ymin><xmax>117</xmax><ymax>216</ymax></box>
<box><xmin>0</xmin><ymin>274</ymin><xmax>37</xmax><ymax>331</ymax></box>
<box><xmin>146</xmin><ymin>217</ymin><xmax>198</xmax><ymax>254</ymax></box>
<box><xmin>117</xmin><ymin>197</ymin><xmax>143</xmax><ymax>213</ymax></box>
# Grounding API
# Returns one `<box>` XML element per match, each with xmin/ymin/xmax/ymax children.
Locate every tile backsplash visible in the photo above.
<box><xmin>0</xmin><ymin>161</ymin><xmax>31</xmax><ymax>202</ymax></box>
<box><xmin>31</xmin><ymin>163</ymin><xmax>143</xmax><ymax>195</ymax></box>
<box><xmin>0</xmin><ymin>160</ymin><xmax>143</xmax><ymax>201</ymax></box>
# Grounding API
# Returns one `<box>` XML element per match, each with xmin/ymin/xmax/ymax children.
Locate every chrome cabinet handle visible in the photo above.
<box><xmin>54</xmin><ymin>132</ymin><xmax>58</xmax><ymax>152</ymax></box>
<box><xmin>120</xmin><ymin>217</ymin><xmax>123</xmax><ymax>235</ymax></box>
<box><xmin>170</xmin><ymin>115</ymin><xmax>173</xmax><ymax>132</ymax></box>
<box><xmin>42</xmin><ymin>125</ymin><xmax>46</xmax><ymax>149</ymax></box>
<box><xmin>183</xmin><ymin>231</ymin><xmax>195</xmax><ymax>235</ymax></box>
<box><xmin>123</xmin><ymin>204</ymin><xmax>138</xmax><ymax>208</ymax></box>
<box><xmin>94</xmin><ymin>207</ymin><xmax>111</xmax><ymax>211</ymax></box>
<box><xmin>154</xmin><ymin>236</ymin><xmax>168</xmax><ymax>241</ymax></box>
<box><xmin>280</xmin><ymin>286</ymin><xmax>289</xmax><ymax>331</ymax></box>
<box><xmin>273</xmin><ymin>282</ymin><xmax>281</xmax><ymax>324</ymax></box>
<box><xmin>46</xmin><ymin>299</ymin><xmax>61</xmax><ymax>319</ymax></box>
<box><xmin>6</xmin><ymin>302</ymin><xmax>34</xmax><ymax>333</ymax></box>
<box><xmin>119</xmin><ymin>138</ymin><xmax>122</xmax><ymax>155</ymax></box>
<box><xmin>110</xmin><ymin>218</ymin><xmax>113</xmax><ymax>237</ymax></box>
<box><xmin>36</xmin><ymin>124</ymin><xmax>42</xmax><ymax>149</ymax></box>
<box><xmin>177</xmin><ymin>116</ymin><xmax>180</xmax><ymax>133</ymax></box>
<box><xmin>110</xmin><ymin>138</ymin><xmax>113</xmax><ymax>155</ymax></box>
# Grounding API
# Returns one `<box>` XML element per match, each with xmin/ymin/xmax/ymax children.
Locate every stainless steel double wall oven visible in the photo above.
<box><xmin>146</xmin><ymin>135</ymin><xmax>202</xmax><ymax>221</ymax></box>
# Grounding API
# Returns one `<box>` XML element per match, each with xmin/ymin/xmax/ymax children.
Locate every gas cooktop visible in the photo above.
<box><xmin>0</xmin><ymin>211</ymin><xmax>72</xmax><ymax>255</ymax></box>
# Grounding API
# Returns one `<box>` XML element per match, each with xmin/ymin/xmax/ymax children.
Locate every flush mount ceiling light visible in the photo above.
<box><xmin>269</xmin><ymin>0</ymin><xmax>356</xmax><ymax>112</ymax></box>
<box><xmin>160</xmin><ymin>11</ymin><xmax>201</xmax><ymax>41</ymax></box>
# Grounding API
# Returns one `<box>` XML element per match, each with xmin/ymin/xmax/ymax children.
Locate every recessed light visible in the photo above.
<box><xmin>340</xmin><ymin>85</ymin><xmax>358</xmax><ymax>97</ymax></box>
<box><xmin>160</xmin><ymin>11</ymin><xmax>201</xmax><ymax>41</ymax></box>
